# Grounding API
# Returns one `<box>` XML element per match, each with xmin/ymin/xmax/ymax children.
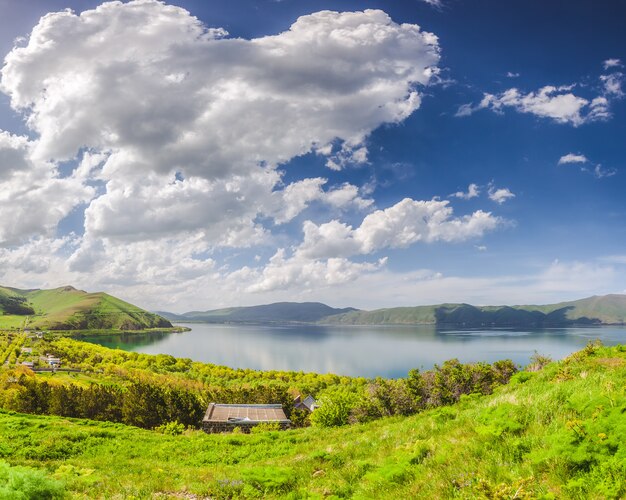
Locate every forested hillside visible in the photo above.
<box><xmin>322</xmin><ymin>294</ymin><xmax>626</xmax><ymax>326</ymax></box>
<box><xmin>161</xmin><ymin>302</ymin><xmax>357</xmax><ymax>324</ymax></box>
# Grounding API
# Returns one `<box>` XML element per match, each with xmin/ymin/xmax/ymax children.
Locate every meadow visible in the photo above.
<box><xmin>0</xmin><ymin>333</ymin><xmax>624</xmax><ymax>498</ymax></box>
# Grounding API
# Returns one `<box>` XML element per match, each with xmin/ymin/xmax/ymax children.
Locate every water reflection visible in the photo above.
<box><xmin>83</xmin><ymin>323</ymin><xmax>626</xmax><ymax>378</ymax></box>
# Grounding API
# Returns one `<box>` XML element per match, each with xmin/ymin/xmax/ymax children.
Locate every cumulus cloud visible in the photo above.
<box><xmin>0</xmin><ymin>132</ymin><xmax>94</xmax><ymax>244</ymax></box>
<box><xmin>272</xmin><ymin>179</ymin><xmax>372</xmax><ymax>225</ymax></box>
<box><xmin>297</xmin><ymin>198</ymin><xmax>502</xmax><ymax>260</ymax></box>
<box><xmin>558</xmin><ymin>153</ymin><xmax>588</xmax><ymax>165</ymax></box>
<box><xmin>223</xmin><ymin>197</ymin><xmax>503</xmax><ymax>294</ymax></box>
<box><xmin>450</xmin><ymin>183</ymin><xmax>480</xmax><ymax>200</ymax></box>
<box><xmin>457</xmin><ymin>65</ymin><xmax>623</xmax><ymax>125</ymax></box>
<box><xmin>457</xmin><ymin>86</ymin><xmax>601</xmax><ymax>126</ymax></box>
<box><xmin>0</xmin><ymin>0</ymin><xmax>441</xmax><ymax>264</ymax></box>
<box><xmin>245</xmin><ymin>249</ymin><xmax>385</xmax><ymax>293</ymax></box>
<box><xmin>487</xmin><ymin>185</ymin><xmax>515</xmax><ymax>204</ymax></box>
<box><xmin>1</xmin><ymin>2</ymin><xmax>440</xmax><ymax>177</ymax></box>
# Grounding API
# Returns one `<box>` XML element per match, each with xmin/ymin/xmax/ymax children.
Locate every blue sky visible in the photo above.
<box><xmin>0</xmin><ymin>0</ymin><xmax>624</xmax><ymax>311</ymax></box>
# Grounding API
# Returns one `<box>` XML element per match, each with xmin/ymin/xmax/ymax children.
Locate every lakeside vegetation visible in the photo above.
<box><xmin>0</xmin><ymin>332</ymin><xmax>516</xmax><ymax>431</ymax></box>
<box><xmin>0</xmin><ymin>341</ymin><xmax>624</xmax><ymax>498</ymax></box>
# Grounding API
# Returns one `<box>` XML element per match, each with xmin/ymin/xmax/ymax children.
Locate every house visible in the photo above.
<box><xmin>45</xmin><ymin>355</ymin><xmax>61</xmax><ymax>367</ymax></box>
<box><xmin>202</xmin><ymin>403</ymin><xmax>291</xmax><ymax>433</ymax></box>
<box><xmin>21</xmin><ymin>361</ymin><xmax>34</xmax><ymax>368</ymax></box>
<box><xmin>21</xmin><ymin>347</ymin><xmax>33</xmax><ymax>354</ymax></box>
<box><xmin>293</xmin><ymin>394</ymin><xmax>318</xmax><ymax>412</ymax></box>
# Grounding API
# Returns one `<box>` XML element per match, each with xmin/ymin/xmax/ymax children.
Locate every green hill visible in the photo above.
<box><xmin>322</xmin><ymin>294</ymin><xmax>626</xmax><ymax>326</ymax></box>
<box><xmin>165</xmin><ymin>302</ymin><xmax>358</xmax><ymax>324</ymax></box>
<box><xmin>0</xmin><ymin>285</ymin><xmax>172</xmax><ymax>331</ymax></box>
<box><xmin>0</xmin><ymin>342</ymin><xmax>624</xmax><ymax>498</ymax></box>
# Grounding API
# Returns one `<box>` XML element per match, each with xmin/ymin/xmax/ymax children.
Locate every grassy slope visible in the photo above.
<box><xmin>323</xmin><ymin>295</ymin><xmax>626</xmax><ymax>326</ymax></box>
<box><xmin>0</xmin><ymin>286</ymin><xmax>172</xmax><ymax>331</ymax></box>
<box><xmin>1</xmin><ymin>344</ymin><xmax>625</xmax><ymax>499</ymax></box>
<box><xmin>520</xmin><ymin>294</ymin><xmax>626</xmax><ymax>324</ymax></box>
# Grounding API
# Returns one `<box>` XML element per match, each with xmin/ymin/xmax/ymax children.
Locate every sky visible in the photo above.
<box><xmin>0</xmin><ymin>0</ymin><xmax>625</xmax><ymax>313</ymax></box>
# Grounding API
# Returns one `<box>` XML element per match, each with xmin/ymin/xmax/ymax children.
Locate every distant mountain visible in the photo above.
<box><xmin>321</xmin><ymin>294</ymin><xmax>626</xmax><ymax>326</ymax></box>
<box><xmin>161</xmin><ymin>302</ymin><xmax>358</xmax><ymax>324</ymax></box>
<box><xmin>0</xmin><ymin>285</ymin><xmax>172</xmax><ymax>331</ymax></box>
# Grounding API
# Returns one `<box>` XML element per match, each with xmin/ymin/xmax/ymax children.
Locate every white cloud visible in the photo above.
<box><xmin>419</xmin><ymin>0</ymin><xmax>443</xmax><ymax>7</ymax></box>
<box><xmin>0</xmin><ymin>0</ymin><xmax>441</xmax><ymax>270</ymax></box>
<box><xmin>323</xmin><ymin>260</ymin><xmax>619</xmax><ymax>310</ymax></box>
<box><xmin>600</xmin><ymin>255</ymin><xmax>626</xmax><ymax>265</ymax></box>
<box><xmin>0</xmin><ymin>236</ymin><xmax>74</xmax><ymax>275</ymax></box>
<box><xmin>226</xmin><ymin>197</ymin><xmax>503</xmax><ymax>294</ymax></box>
<box><xmin>600</xmin><ymin>73</ymin><xmax>624</xmax><ymax>97</ymax></box>
<box><xmin>272</xmin><ymin>178</ymin><xmax>372</xmax><ymax>224</ymax></box>
<box><xmin>457</xmin><ymin>74</ymin><xmax>621</xmax><ymax>125</ymax></box>
<box><xmin>487</xmin><ymin>185</ymin><xmax>515</xmax><ymax>204</ymax></box>
<box><xmin>450</xmin><ymin>183</ymin><xmax>480</xmax><ymax>200</ymax></box>
<box><xmin>557</xmin><ymin>153</ymin><xmax>616</xmax><ymax>179</ymax></box>
<box><xmin>0</xmin><ymin>133</ymin><xmax>95</xmax><ymax>245</ymax></box>
<box><xmin>245</xmin><ymin>249</ymin><xmax>385</xmax><ymax>293</ymax></box>
<box><xmin>0</xmin><ymin>131</ymin><xmax>30</xmax><ymax>179</ymax></box>
<box><xmin>297</xmin><ymin>198</ymin><xmax>502</xmax><ymax>260</ymax></box>
<box><xmin>228</xmin><ymin>259</ymin><xmax>621</xmax><ymax>311</ymax></box>
<box><xmin>558</xmin><ymin>153</ymin><xmax>588</xmax><ymax>165</ymax></box>
<box><xmin>592</xmin><ymin>164</ymin><xmax>617</xmax><ymax>179</ymax></box>
<box><xmin>1</xmin><ymin>3</ymin><xmax>440</xmax><ymax>177</ymax></box>
<box><xmin>506</xmin><ymin>72</ymin><xmax>520</xmax><ymax>78</ymax></box>
<box><xmin>603</xmin><ymin>58</ymin><xmax>622</xmax><ymax>70</ymax></box>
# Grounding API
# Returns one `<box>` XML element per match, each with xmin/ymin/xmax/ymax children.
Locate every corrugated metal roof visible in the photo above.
<box><xmin>203</xmin><ymin>403</ymin><xmax>290</xmax><ymax>423</ymax></box>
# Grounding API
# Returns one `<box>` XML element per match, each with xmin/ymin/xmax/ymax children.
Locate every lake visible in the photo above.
<box><xmin>83</xmin><ymin>323</ymin><xmax>626</xmax><ymax>378</ymax></box>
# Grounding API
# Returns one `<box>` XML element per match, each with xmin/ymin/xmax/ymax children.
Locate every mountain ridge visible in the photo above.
<box><xmin>321</xmin><ymin>294</ymin><xmax>626</xmax><ymax>326</ymax></box>
<box><xmin>158</xmin><ymin>301</ymin><xmax>357</xmax><ymax>324</ymax></box>
<box><xmin>160</xmin><ymin>294</ymin><xmax>626</xmax><ymax>326</ymax></box>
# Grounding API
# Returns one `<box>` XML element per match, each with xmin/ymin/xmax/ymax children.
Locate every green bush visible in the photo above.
<box><xmin>154</xmin><ymin>421</ymin><xmax>185</xmax><ymax>435</ymax></box>
<box><xmin>250</xmin><ymin>422</ymin><xmax>281</xmax><ymax>434</ymax></box>
<box><xmin>310</xmin><ymin>387</ymin><xmax>360</xmax><ymax>427</ymax></box>
<box><xmin>0</xmin><ymin>461</ymin><xmax>65</xmax><ymax>499</ymax></box>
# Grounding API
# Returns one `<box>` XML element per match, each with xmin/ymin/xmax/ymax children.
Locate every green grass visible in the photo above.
<box><xmin>1</xmin><ymin>343</ymin><xmax>625</xmax><ymax>498</ymax></box>
<box><xmin>0</xmin><ymin>286</ymin><xmax>172</xmax><ymax>331</ymax></box>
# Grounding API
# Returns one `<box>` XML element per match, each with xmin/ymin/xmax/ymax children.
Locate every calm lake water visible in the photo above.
<box><xmin>84</xmin><ymin>323</ymin><xmax>626</xmax><ymax>378</ymax></box>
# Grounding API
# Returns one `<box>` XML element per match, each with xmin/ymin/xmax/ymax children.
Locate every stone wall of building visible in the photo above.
<box><xmin>202</xmin><ymin>421</ymin><xmax>291</xmax><ymax>434</ymax></box>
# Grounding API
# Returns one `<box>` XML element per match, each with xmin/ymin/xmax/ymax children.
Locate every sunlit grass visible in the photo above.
<box><xmin>1</xmin><ymin>343</ymin><xmax>625</xmax><ymax>498</ymax></box>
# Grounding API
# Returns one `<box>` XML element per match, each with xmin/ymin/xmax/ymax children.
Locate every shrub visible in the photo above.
<box><xmin>310</xmin><ymin>387</ymin><xmax>360</xmax><ymax>427</ymax></box>
<box><xmin>0</xmin><ymin>461</ymin><xmax>65</xmax><ymax>499</ymax></box>
<box><xmin>154</xmin><ymin>421</ymin><xmax>185</xmax><ymax>435</ymax></box>
<box><xmin>250</xmin><ymin>422</ymin><xmax>281</xmax><ymax>434</ymax></box>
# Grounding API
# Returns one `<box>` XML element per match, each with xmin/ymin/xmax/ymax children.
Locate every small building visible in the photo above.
<box><xmin>46</xmin><ymin>356</ymin><xmax>61</xmax><ymax>367</ymax></box>
<box><xmin>21</xmin><ymin>361</ymin><xmax>34</xmax><ymax>368</ymax></box>
<box><xmin>294</xmin><ymin>394</ymin><xmax>318</xmax><ymax>412</ymax></box>
<box><xmin>21</xmin><ymin>347</ymin><xmax>33</xmax><ymax>354</ymax></box>
<box><xmin>202</xmin><ymin>403</ymin><xmax>291</xmax><ymax>433</ymax></box>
